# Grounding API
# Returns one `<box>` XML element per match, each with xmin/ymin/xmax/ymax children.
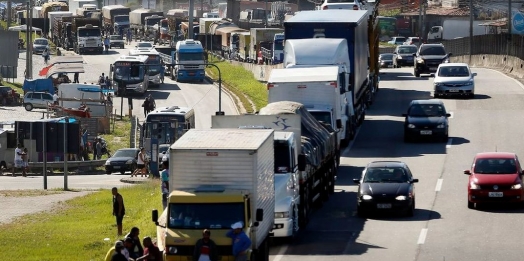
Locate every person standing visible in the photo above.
<box><xmin>42</xmin><ymin>47</ymin><xmax>50</xmax><ymax>64</ymax></box>
<box><xmin>148</xmin><ymin>94</ymin><xmax>156</xmax><ymax>112</ymax></box>
<box><xmin>74</xmin><ymin>72</ymin><xmax>79</xmax><ymax>83</ymax></box>
<box><xmin>142</xmin><ymin>97</ymin><xmax>150</xmax><ymax>117</ymax></box>
<box><xmin>12</xmin><ymin>143</ymin><xmax>25</xmax><ymax>177</ymax></box>
<box><xmin>53</xmin><ymin>91</ymin><xmax>59</xmax><ymax>105</ymax></box>
<box><xmin>132</xmin><ymin>147</ymin><xmax>147</xmax><ymax>177</ymax></box>
<box><xmin>194</xmin><ymin>229</ymin><xmax>218</xmax><ymax>261</ymax></box>
<box><xmin>161</xmin><ymin>161</ymin><xmax>169</xmax><ymax>209</ymax></box>
<box><xmin>112</xmin><ymin>187</ymin><xmax>126</xmax><ymax>236</ymax></box>
<box><xmin>96</xmin><ymin>138</ymin><xmax>103</xmax><ymax>159</ymax></box>
<box><xmin>104</xmin><ymin>36</ymin><xmax>110</xmax><ymax>53</ymax></box>
<box><xmin>21</xmin><ymin>148</ymin><xmax>29</xmax><ymax>177</ymax></box>
<box><xmin>127</xmin><ymin>29</ymin><xmax>132</xmax><ymax>45</ymax></box>
<box><xmin>125</xmin><ymin>227</ymin><xmax>144</xmax><ymax>258</ymax></box>
<box><xmin>226</xmin><ymin>222</ymin><xmax>251</xmax><ymax>261</ymax></box>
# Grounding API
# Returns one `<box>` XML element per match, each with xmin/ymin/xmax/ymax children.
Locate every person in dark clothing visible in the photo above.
<box><xmin>142</xmin><ymin>97</ymin><xmax>150</xmax><ymax>116</ymax></box>
<box><xmin>112</xmin><ymin>187</ymin><xmax>126</xmax><ymax>236</ymax></box>
<box><xmin>136</xmin><ymin>236</ymin><xmax>162</xmax><ymax>261</ymax></box>
<box><xmin>194</xmin><ymin>229</ymin><xmax>219</xmax><ymax>261</ymax></box>
<box><xmin>125</xmin><ymin>237</ymin><xmax>139</xmax><ymax>260</ymax></box>
<box><xmin>125</xmin><ymin>227</ymin><xmax>144</xmax><ymax>257</ymax></box>
<box><xmin>74</xmin><ymin>72</ymin><xmax>79</xmax><ymax>83</ymax></box>
<box><xmin>111</xmin><ymin>241</ymin><xmax>128</xmax><ymax>261</ymax></box>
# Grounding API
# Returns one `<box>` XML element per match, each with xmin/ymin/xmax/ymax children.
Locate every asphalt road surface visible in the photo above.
<box><xmin>265</xmin><ymin>67</ymin><xmax>524</xmax><ymax>261</ymax></box>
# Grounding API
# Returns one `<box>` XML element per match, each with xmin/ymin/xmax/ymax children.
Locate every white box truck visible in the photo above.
<box><xmin>152</xmin><ymin>128</ymin><xmax>274</xmax><ymax>261</ymax></box>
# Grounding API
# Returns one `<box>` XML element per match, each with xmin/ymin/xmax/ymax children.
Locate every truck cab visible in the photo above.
<box><xmin>172</xmin><ymin>39</ymin><xmax>206</xmax><ymax>82</ymax></box>
<box><xmin>76</xmin><ymin>24</ymin><xmax>103</xmax><ymax>54</ymax></box>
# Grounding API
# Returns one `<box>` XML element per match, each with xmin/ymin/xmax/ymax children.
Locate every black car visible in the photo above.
<box><xmin>353</xmin><ymin>161</ymin><xmax>418</xmax><ymax>217</ymax></box>
<box><xmin>393</xmin><ymin>45</ymin><xmax>417</xmax><ymax>68</ymax></box>
<box><xmin>104</xmin><ymin>148</ymin><xmax>140</xmax><ymax>174</ymax></box>
<box><xmin>403</xmin><ymin>99</ymin><xmax>450</xmax><ymax>142</ymax></box>
<box><xmin>379</xmin><ymin>53</ymin><xmax>394</xmax><ymax>68</ymax></box>
<box><xmin>413</xmin><ymin>43</ymin><xmax>452</xmax><ymax>77</ymax></box>
<box><xmin>0</xmin><ymin>86</ymin><xmax>21</xmax><ymax>106</ymax></box>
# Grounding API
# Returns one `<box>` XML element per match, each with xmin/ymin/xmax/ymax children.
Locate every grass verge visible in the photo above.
<box><xmin>0</xmin><ymin>180</ymin><xmax>163</xmax><ymax>260</ymax></box>
<box><xmin>0</xmin><ymin>189</ymin><xmax>64</xmax><ymax>197</ymax></box>
<box><xmin>2</xmin><ymin>81</ymin><xmax>23</xmax><ymax>93</ymax></box>
<box><xmin>379</xmin><ymin>42</ymin><xmax>397</xmax><ymax>48</ymax></box>
<box><xmin>205</xmin><ymin>56</ymin><xmax>268</xmax><ymax>112</ymax></box>
<box><xmin>101</xmin><ymin>116</ymin><xmax>132</xmax><ymax>156</ymax></box>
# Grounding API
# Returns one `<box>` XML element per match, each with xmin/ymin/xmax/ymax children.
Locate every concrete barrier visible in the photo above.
<box><xmin>227</xmin><ymin>60</ymin><xmax>284</xmax><ymax>82</ymax></box>
<box><xmin>451</xmin><ymin>55</ymin><xmax>524</xmax><ymax>81</ymax></box>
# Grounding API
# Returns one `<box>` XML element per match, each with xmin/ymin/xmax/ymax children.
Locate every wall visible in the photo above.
<box><xmin>228</xmin><ymin>60</ymin><xmax>283</xmax><ymax>82</ymax></box>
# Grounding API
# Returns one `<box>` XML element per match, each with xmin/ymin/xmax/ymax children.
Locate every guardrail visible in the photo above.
<box><xmin>26</xmin><ymin>160</ymin><xmax>106</xmax><ymax>170</ymax></box>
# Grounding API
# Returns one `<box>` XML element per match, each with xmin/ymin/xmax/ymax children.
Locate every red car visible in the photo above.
<box><xmin>465</xmin><ymin>152</ymin><xmax>524</xmax><ymax>209</ymax></box>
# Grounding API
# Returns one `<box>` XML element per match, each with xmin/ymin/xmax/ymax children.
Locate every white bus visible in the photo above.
<box><xmin>110</xmin><ymin>55</ymin><xmax>150</xmax><ymax>96</ymax></box>
<box><xmin>129</xmin><ymin>48</ymin><xmax>163</xmax><ymax>88</ymax></box>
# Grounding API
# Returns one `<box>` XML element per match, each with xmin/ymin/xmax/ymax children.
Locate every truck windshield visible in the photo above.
<box><xmin>115</xmin><ymin>16</ymin><xmax>129</xmax><ymax>23</ymax></box>
<box><xmin>113</xmin><ymin>64</ymin><xmax>144</xmax><ymax>81</ymax></box>
<box><xmin>144</xmin><ymin>114</ymin><xmax>187</xmax><ymax>143</ymax></box>
<box><xmin>309</xmin><ymin>111</ymin><xmax>332</xmax><ymax>126</ymax></box>
<box><xmin>146</xmin><ymin>55</ymin><xmax>162</xmax><ymax>75</ymax></box>
<box><xmin>168</xmin><ymin>203</ymin><xmax>244</xmax><ymax>229</ymax></box>
<box><xmin>78</xmin><ymin>28</ymin><xmax>101</xmax><ymax>37</ymax></box>
<box><xmin>274</xmin><ymin>143</ymin><xmax>291</xmax><ymax>173</ymax></box>
<box><xmin>161</xmin><ymin>20</ymin><xmax>168</xmax><ymax>28</ymax></box>
<box><xmin>178</xmin><ymin>52</ymin><xmax>204</xmax><ymax>61</ymax></box>
<box><xmin>146</xmin><ymin>18</ymin><xmax>163</xmax><ymax>26</ymax></box>
<box><xmin>274</xmin><ymin>40</ymin><xmax>284</xmax><ymax>51</ymax></box>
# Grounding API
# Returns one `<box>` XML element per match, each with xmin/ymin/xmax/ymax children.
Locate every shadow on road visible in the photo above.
<box><xmin>335</xmin><ymin>165</ymin><xmax>365</xmax><ymax>186</ymax></box>
<box><xmin>379</xmin><ymin>71</ymin><xmax>430</xmax><ymax>81</ymax></box>
<box><xmin>438</xmin><ymin>94</ymin><xmax>492</xmax><ymax>100</ymax></box>
<box><xmin>368</xmin><ymin>88</ymin><xmax>433</xmax><ymax>117</ymax></box>
<box><xmin>160</xmin><ymin>83</ymin><xmax>181</xmax><ymax>91</ymax></box>
<box><xmin>450</xmin><ymin>137</ymin><xmax>470</xmax><ymax>146</ymax></box>
<box><xmin>365</xmin><ymin>208</ymin><xmax>442</xmax><ymax>221</ymax></box>
<box><xmin>474</xmin><ymin>203</ymin><xmax>524</xmax><ymax>213</ymax></box>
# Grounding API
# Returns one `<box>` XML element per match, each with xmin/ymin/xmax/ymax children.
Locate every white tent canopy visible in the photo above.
<box><xmin>8</xmin><ymin>25</ymin><xmax>42</xmax><ymax>32</ymax></box>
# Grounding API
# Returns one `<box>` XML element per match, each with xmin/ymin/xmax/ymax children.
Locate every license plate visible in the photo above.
<box><xmin>449</xmin><ymin>89</ymin><xmax>459</xmax><ymax>92</ymax></box>
<box><xmin>189</xmin><ymin>73</ymin><xmax>195</xmax><ymax>76</ymax></box>
<box><xmin>489</xmin><ymin>192</ymin><xmax>503</xmax><ymax>197</ymax></box>
<box><xmin>420</xmin><ymin>130</ymin><xmax>432</xmax><ymax>135</ymax></box>
<box><xmin>113</xmin><ymin>166</ymin><xmax>120</xmax><ymax>169</ymax></box>
<box><xmin>430</xmin><ymin>67</ymin><xmax>438</xmax><ymax>71</ymax></box>
<box><xmin>387</xmin><ymin>65</ymin><xmax>393</xmax><ymax>68</ymax></box>
<box><xmin>377</xmin><ymin>204</ymin><xmax>392</xmax><ymax>209</ymax></box>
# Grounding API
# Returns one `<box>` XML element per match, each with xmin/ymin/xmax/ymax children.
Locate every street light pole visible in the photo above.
<box><xmin>469</xmin><ymin>0</ymin><xmax>473</xmax><ymax>63</ymax></box>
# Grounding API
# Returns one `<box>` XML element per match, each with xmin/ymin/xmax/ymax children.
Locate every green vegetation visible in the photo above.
<box><xmin>0</xmin><ymin>189</ymin><xmax>64</xmax><ymax>197</ymax></box>
<box><xmin>2</xmin><ymin>81</ymin><xmax>23</xmax><ymax>93</ymax></box>
<box><xmin>379</xmin><ymin>8</ymin><xmax>401</xmax><ymax>17</ymax></box>
<box><xmin>0</xmin><ymin>181</ymin><xmax>163</xmax><ymax>260</ymax></box>
<box><xmin>102</xmin><ymin>116</ymin><xmax>132</xmax><ymax>157</ymax></box>
<box><xmin>205</xmin><ymin>56</ymin><xmax>268</xmax><ymax>113</ymax></box>
<box><xmin>380</xmin><ymin>42</ymin><xmax>397</xmax><ymax>48</ymax></box>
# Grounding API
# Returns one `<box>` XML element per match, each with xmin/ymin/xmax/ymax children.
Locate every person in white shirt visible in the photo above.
<box><xmin>13</xmin><ymin>143</ymin><xmax>26</xmax><ymax>177</ymax></box>
<box><xmin>131</xmin><ymin>147</ymin><xmax>148</xmax><ymax>178</ymax></box>
<box><xmin>53</xmin><ymin>92</ymin><xmax>59</xmax><ymax>105</ymax></box>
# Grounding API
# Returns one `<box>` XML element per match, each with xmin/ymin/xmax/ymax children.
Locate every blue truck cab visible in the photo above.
<box><xmin>284</xmin><ymin>10</ymin><xmax>370</xmax><ymax>121</ymax></box>
<box><xmin>172</xmin><ymin>39</ymin><xmax>206</xmax><ymax>82</ymax></box>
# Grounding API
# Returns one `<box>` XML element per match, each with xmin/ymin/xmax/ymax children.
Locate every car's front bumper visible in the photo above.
<box><xmin>469</xmin><ymin>189</ymin><xmax>524</xmax><ymax>203</ymax></box>
<box><xmin>434</xmin><ymin>84</ymin><xmax>474</xmax><ymax>95</ymax></box>
<box><xmin>405</xmin><ymin>127</ymin><xmax>447</xmax><ymax>139</ymax></box>
<box><xmin>395</xmin><ymin>57</ymin><xmax>414</xmax><ymax>66</ymax></box>
<box><xmin>358</xmin><ymin>198</ymin><xmax>413</xmax><ymax>212</ymax></box>
<box><xmin>270</xmin><ymin>217</ymin><xmax>294</xmax><ymax>237</ymax></box>
<box><xmin>105</xmin><ymin>163</ymin><xmax>135</xmax><ymax>173</ymax></box>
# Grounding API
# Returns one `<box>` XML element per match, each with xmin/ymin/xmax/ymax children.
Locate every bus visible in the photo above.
<box><xmin>141</xmin><ymin>105</ymin><xmax>196</xmax><ymax>176</ymax></box>
<box><xmin>378</xmin><ymin>16</ymin><xmax>397</xmax><ymax>42</ymax></box>
<box><xmin>110</xmin><ymin>55</ymin><xmax>149</xmax><ymax>96</ymax></box>
<box><xmin>129</xmin><ymin>49</ymin><xmax>163</xmax><ymax>88</ymax></box>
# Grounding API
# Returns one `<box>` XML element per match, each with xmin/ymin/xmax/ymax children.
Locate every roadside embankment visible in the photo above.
<box><xmin>451</xmin><ymin>55</ymin><xmax>524</xmax><ymax>80</ymax></box>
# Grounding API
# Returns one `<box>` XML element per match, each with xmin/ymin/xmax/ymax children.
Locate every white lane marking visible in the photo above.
<box><xmin>448</xmin><ymin>111</ymin><xmax>454</xmax><ymax>119</ymax></box>
<box><xmin>272</xmin><ymin>245</ymin><xmax>289</xmax><ymax>261</ymax></box>
<box><xmin>446</xmin><ymin>138</ymin><xmax>453</xmax><ymax>149</ymax></box>
<box><xmin>417</xmin><ymin>228</ymin><xmax>428</xmax><ymax>244</ymax></box>
<box><xmin>435</xmin><ymin>179</ymin><xmax>443</xmax><ymax>192</ymax></box>
<box><xmin>342</xmin><ymin>126</ymin><xmax>362</xmax><ymax>155</ymax></box>
<box><xmin>342</xmin><ymin>232</ymin><xmax>358</xmax><ymax>254</ymax></box>
<box><xmin>486</xmin><ymin>68</ymin><xmax>524</xmax><ymax>90</ymax></box>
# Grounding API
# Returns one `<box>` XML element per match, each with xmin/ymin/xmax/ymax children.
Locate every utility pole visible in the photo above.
<box><xmin>188</xmin><ymin>0</ymin><xmax>194</xmax><ymax>39</ymax></box>
<box><xmin>469</xmin><ymin>0</ymin><xmax>473</xmax><ymax>63</ymax></box>
<box><xmin>200</xmin><ymin>0</ymin><xmax>204</xmax><ymax>18</ymax></box>
<box><xmin>418</xmin><ymin>0</ymin><xmax>422</xmax><ymax>41</ymax></box>
<box><xmin>7</xmin><ymin>0</ymin><xmax>11</xmax><ymax>28</ymax></box>
<box><xmin>508</xmin><ymin>0</ymin><xmax>512</xmax><ymax>35</ymax></box>
<box><xmin>25</xmin><ymin>1</ymin><xmax>30</xmax><ymax>79</ymax></box>
<box><xmin>421</xmin><ymin>0</ymin><xmax>426</xmax><ymax>43</ymax></box>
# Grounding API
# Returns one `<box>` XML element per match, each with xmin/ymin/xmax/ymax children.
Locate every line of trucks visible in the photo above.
<box><xmin>150</xmin><ymin>5</ymin><xmax>382</xmax><ymax>261</ymax></box>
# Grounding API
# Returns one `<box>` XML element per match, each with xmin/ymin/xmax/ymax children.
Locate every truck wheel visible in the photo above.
<box><xmin>414</xmin><ymin>69</ymin><xmax>420</xmax><ymax>77</ymax></box>
<box><xmin>329</xmin><ymin>161</ymin><xmax>336</xmax><ymax>194</ymax></box>
<box><xmin>285</xmin><ymin>204</ymin><xmax>299</xmax><ymax>243</ymax></box>
<box><xmin>299</xmin><ymin>187</ymin><xmax>310</xmax><ymax>229</ymax></box>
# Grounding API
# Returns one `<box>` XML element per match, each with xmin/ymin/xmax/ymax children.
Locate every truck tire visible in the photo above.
<box><xmin>329</xmin><ymin>160</ymin><xmax>336</xmax><ymax>194</ymax></box>
<box><xmin>298</xmin><ymin>186</ymin><xmax>310</xmax><ymax>229</ymax></box>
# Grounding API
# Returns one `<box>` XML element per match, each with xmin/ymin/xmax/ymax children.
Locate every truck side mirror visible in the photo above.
<box><xmin>255</xmin><ymin>208</ymin><xmax>263</xmax><ymax>222</ymax></box>
<box><xmin>152</xmin><ymin>209</ymin><xmax>158</xmax><ymax>222</ymax></box>
<box><xmin>336</xmin><ymin>119</ymin><xmax>342</xmax><ymax>129</ymax></box>
<box><xmin>448</xmin><ymin>52</ymin><xmax>453</xmax><ymax>56</ymax></box>
<box><xmin>339</xmin><ymin>72</ymin><xmax>346</xmax><ymax>94</ymax></box>
<box><xmin>297</xmin><ymin>154</ymin><xmax>306</xmax><ymax>171</ymax></box>
<box><xmin>110</xmin><ymin>64</ymin><xmax>114</xmax><ymax>73</ymax></box>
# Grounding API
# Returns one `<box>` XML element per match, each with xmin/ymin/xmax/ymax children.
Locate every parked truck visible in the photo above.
<box><xmin>40</xmin><ymin>2</ymin><xmax>68</xmax><ymax>19</ymax></box>
<box><xmin>281</xmin><ymin>38</ymin><xmax>354</xmax><ymax>148</ymax></box>
<box><xmin>129</xmin><ymin>9</ymin><xmax>163</xmax><ymax>32</ymax></box>
<box><xmin>101</xmin><ymin>5</ymin><xmax>130</xmax><ymax>34</ymax></box>
<box><xmin>59</xmin><ymin>16</ymin><xmax>75</xmax><ymax>50</ymax></box>
<box><xmin>284</xmin><ymin>10</ymin><xmax>374</xmax><ymax>134</ymax></box>
<box><xmin>167</xmin><ymin>39</ymin><xmax>206</xmax><ymax>82</ymax></box>
<box><xmin>260</xmin><ymin>32</ymin><xmax>284</xmax><ymax>64</ymax></box>
<box><xmin>267</xmin><ymin>66</ymin><xmax>349</xmax><ymax>164</ymax></box>
<box><xmin>51</xmin><ymin>14</ymin><xmax>73</xmax><ymax>46</ymax></box>
<box><xmin>427</xmin><ymin>19</ymin><xmax>488</xmax><ymax>41</ymax></box>
<box><xmin>48</xmin><ymin>11</ymin><xmax>73</xmax><ymax>40</ymax></box>
<box><xmin>152</xmin><ymin>128</ymin><xmax>275</xmax><ymax>261</ymax></box>
<box><xmin>211</xmin><ymin>112</ymin><xmax>328</xmax><ymax>238</ymax></box>
<box><xmin>71</xmin><ymin>17</ymin><xmax>103</xmax><ymax>54</ymax></box>
<box><xmin>76</xmin><ymin>4</ymin><xmax>97</xmax><ymax>17</ymax></box>
<box><xmin>249</xmin><ymin>28</ymin><xmax>284</xmax><ymax>64</ymax></box>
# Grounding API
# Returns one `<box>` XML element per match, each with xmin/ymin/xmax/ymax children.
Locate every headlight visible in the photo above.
<box><xmin>125</xmin><ymin>159</ymin><xmax>133</xmax><ymax>164</ymax></box>
<box><xmin>434</xmin><ymin>82</ymin><xmax>442</xmax><ymax>87</ymax></box>
<box><xmin>416</xmin><ymin>58</ymin><xmax>424</xmax><ymax>63</ymax></box>
<box><xmin>464</xmin><ymin>80</ymin><xmax>474</xmax><ymax>86</ymax></box>
<box><xmin>168</xmin><ymin>246</ymin><xmax>177</xmax><ymax>254</ymax></box>
<box><xmin>512</xmin><ymin>184</ymin><xmax>522</xmax><ymax>189</ymax></box>
<box><xmin>274</xmin><ymin>211</ymin><xmax>290</xmax><ymax>218</ymax></box>
<box><xmin>395</xmin><ymin>195</ymin><xmax>407</xmax><ymax>201</ymax></box>
<box><xmin>105</xmin><ymin>160</ymin><xmax>110</xmax><ymax>165</ymax></box>
<box><xmin>470</xmin><ymin>182</ymin><xmax>480</xmax><ymax>189</ymax></box>
<box><xmin>436</xmin><ymin>124</ymin><xmax>445</xmax><ymax>128</ymax></box>
<box><xmin>362</xmin><ymin>195</ymin><xmax>373</xmax><ymax>200</ymax></box>
<box><xmin>408</xmin><ymin>124</ymin><xmax>416</xmax><ymax>129</ymax></box>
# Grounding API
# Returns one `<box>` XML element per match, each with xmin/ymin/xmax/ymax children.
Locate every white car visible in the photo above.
<box><xmin>135</xmin><ymin>42</ymin><xmax>155</xmax><ymax>51</ymax></box>
<box><xmin>320</xmin><ymin>0</ymin><xmax>364</xmax><ymax>10</ymax></box>
<box><xmin>432</xmin><ymin>63</ymin><xmax>477</xmax><ymax>98</ymax></box>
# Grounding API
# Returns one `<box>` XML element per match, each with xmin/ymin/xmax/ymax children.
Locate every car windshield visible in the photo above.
<box><xmin>438</xmin><ymin>66</ymin><xmax>470</xmax><ymax>77</ymax></box>
<box><xmin>137</xmin><ymin>42</ymin><xmax>153</xmax><ymax>48</ymax></box>
<box><xmin>78</xmin><ymin>28</ymin><xmax>101</xmax><ymax>37</ymax></box>
<box><xmin>178</xmin><ymin>52</ymin><xmax>204</xmax><ymax>61</ymax></box>
<box><xmin>363</xmin><ymin>167</ymin><xmax>410</xmax><ymax>183</ymax></box>
<box><xmin>114</xmin><ymin>64</ymin><xmax>144</xmax><ymax>81</ymax></box>
<box><xmin>395</xmin><ymin>37</ymin><xmax>406</xmax><ymax>42</ymax></box>
<box><xmin>34</xmin><ymin>39</ymin><xmax>48</xmax><ymax>45</ymax></box>
<box><xmin>113</xmin><ymin>149</ymin><xmax>137</xmax><ymax>158</ymax></box>
<box><xmin>420</xmin><ymin>46</ymin><xmax>446</xmax><ymax>55</ymax></box>
<box><xmin>168</xmin><ymin>203</ymin><xmax>244</xmax><ymax>229</ymax></box>
<box><xmin>380</xmin><ymin>54</ymin><xmax>394</xmax><ymax>60</ymax></box>
<box><xmin>408</xmin><ymin>104</ymin><xmax>446</xmax><ymax>117</ymax></box>
<box><xmin>474</xmin><ymin>158</ymin><xmax>517</xmax><ymax>174</ymax></box>
<box><xmin>110</xmin><ymin>35</ymin><xmax>123</xmax><ymax>40</ymax></box>
<box><xmin>398</xmin><ymin>46</ymin><xmax>417</xmax><ymax>54</ymax></box>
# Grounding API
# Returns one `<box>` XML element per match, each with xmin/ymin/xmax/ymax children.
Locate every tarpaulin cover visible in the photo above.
<box><xmin>23</xmin><ymin>78</ymin><xmax>54</xmax><ymax>93</ymax></box>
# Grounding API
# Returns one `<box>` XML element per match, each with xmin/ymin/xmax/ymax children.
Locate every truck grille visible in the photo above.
<box><xmin>184</xmin><ymin>65</ymin><xmax>200</xmax><ymax>69</ymax></box>
<box><xmin>86</xmin><ymin>39</ymin><xmax>97</xmax><ymax>46</ymax></box>
<box><xmin>425</xmin><ymin>59</ymin><xmax>442</xmax><ymax>66</ymax></box>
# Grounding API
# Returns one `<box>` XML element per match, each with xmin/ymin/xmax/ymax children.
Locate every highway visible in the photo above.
<box><xmin>267</xmin><ymin>67</ymin><xmax>524</xmax><ymax>261</ymax></box>
<box><xmin>78</xmin><ymin>46</ymin><xmax>238</xmax><ymax>129</ymax></box>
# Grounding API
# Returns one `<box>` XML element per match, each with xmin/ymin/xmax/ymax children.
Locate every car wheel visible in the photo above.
<box><xmin>407</xmin><ymin>200</ymin><xmax>415</xmax><ymax>217</ymax></box>
<box><xmin>24</xmin><ymin>103</ymin><xmax>33</xmax><ymax>111</ymax></box>
<box><xmin>441</xmin><ymin>134</ymin><xmax>449</xmax><ymax>143</ymax></box>
<box><xmin>403</xmin><ymin>133</ymin><xmax>411</xmax><ymax>143</ymax></box>
<box><xmin>356</xmin><ymin>205</ymin><xmax>366</xmax><ymax>218</ymax></box>
<box><xmin>106</xmin><ymin>171</ymin><xmax>111</xmax><ymax>175</ymax></box>
<box><xmin>469</xmin><ymin>93</ymin><xmax>475</xmax><ymax>99</ymax></box>
<box><xmin>468</xmin><ymin>200</ymin><xmax>474</xmax><ymax>209</ymax></box>
<box><xmin>120</xmin><ymin>170</ymin><xmax>126</xmax><ymax>175</ymax></box>
<box><xmin>414</xmin><ymin>70</ymin><xmax>420</xmax><ymax>77</ymax></box>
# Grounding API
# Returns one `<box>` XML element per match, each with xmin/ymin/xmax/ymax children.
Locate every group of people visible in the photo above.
<box><xmin>141</xmin><ymin>94</ymin><xmax>156</xmax><ymax>116</ymax></box>
<box><xmin>105</xmin><ymin>227</ymin><xmax>162</xmax><ymax>261</ymax></box>
<box><xmin>99</xmin><ymin>73</ymin><xmax>112</xmax><ymax>89</ymax></box>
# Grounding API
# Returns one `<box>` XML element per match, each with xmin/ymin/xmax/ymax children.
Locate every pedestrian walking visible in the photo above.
<box><xmin>160</xmin><ymin>63</ymin><xmax>165</xmax><ymax>84</ymax></box>
<box><xmin>148</xmin><ymin>94</ymin><xmax>156</xmax><ymax>112</ymax></box>
<box><xmin>53</xmin><ymin>91</ymin><xmax>59</xmax><ymax>105</ymax></box>
<box><xmin>104</xmin><ymin>36</ymin><xmax>110</xmax><ymax>53</ymax></box>
<box><xmin>22</xmin><ymin>148</ymin><xmax>29</xmax><ymax>176</ymax></box>
<box><xmin>12</xmin><ymin>143</ymin><xmax>25</xmax><ymax>177</ymax></box>
<box><xmin>96</xmin><ymin>138</ymin><xmax>103</xmax><ymax>159</ymax></box>
<box><xmin>42</xmin><ymin>47</ymin><xmax>50</xmax><ymax>64</ymax></box>
<box><xmin>127</xmin><ymin>29</ymin><xmax>132</xmax><ymax>45</ymax></box>
<box><xmin>161</xmin><ymin>161</ymin><xmax>169</xmax><ymax>209</ymax></box>
<box><xmin>131</xmin><ymin>147</ymin><xmax>148</xmax><ymax>177</ymax></box>
<box><xmin>125</xmin><ymin>227</ymin><xmax>144</xmax><ymax>258</ymax></box>
<box><xmin>112</xmin><ymin>187</ymin><xmax>126</xmax><ymax>236</ymax></box>
<box><xmin>142</xmin><ymin>97</ymin><xmax>150</xmax><ymax>117</ymax></box>
<box><xmin>74</xmin><ymin>72</ymin><xmax>79</xmax><ymax>83</ymax></box>
<box><xmin>194</xmin><ymin>229</ymin><xmax>218</xmax><ymax>261</ymax></box>
<box><xmin>226</xmin><ymin>222</ymin><xmax>251</xmax><ymax>261</ymax></box>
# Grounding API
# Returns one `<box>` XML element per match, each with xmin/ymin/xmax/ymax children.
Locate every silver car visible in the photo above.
<box><xmin>432</xmin><ymin>63</ymin><xmax>477</xmax><ymax>98</ymax></box>
<box><xmin>33</xmin><ymin>38</ymin><xmax>49</xmax><ymax>54</ymax></box>
<box><xmin>23</xmin><ymin>92</ymin><xmax>53</xmax><ymax>111</ymax></box>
